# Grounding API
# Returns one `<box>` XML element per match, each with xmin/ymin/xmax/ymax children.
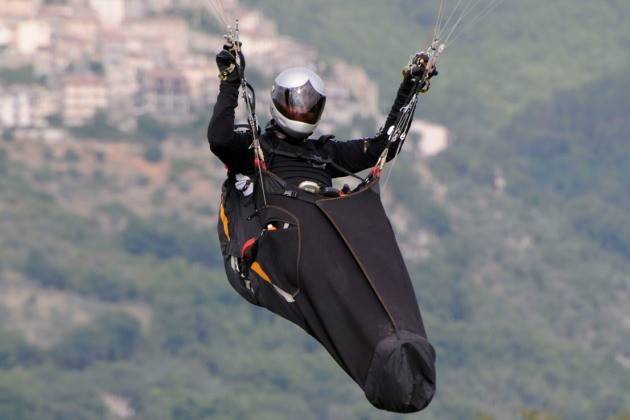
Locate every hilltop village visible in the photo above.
<box><xmin>0</xmin><ymin>0</ymin><xmax>393</xmax><ymax>138</ymax></box>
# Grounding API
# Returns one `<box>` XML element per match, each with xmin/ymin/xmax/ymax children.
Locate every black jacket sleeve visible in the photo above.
<box><xmin>207</xmin><ymin>81</ymin><xmax>254</xmax><ymax>173</ymax></box>
<box><xmin>327</xmin><ymin>77</ymin><xmax>416</xmax><ymax>176</ymax></box>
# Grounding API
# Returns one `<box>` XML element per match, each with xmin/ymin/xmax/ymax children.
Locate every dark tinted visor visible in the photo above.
<box><xmin>271</xmin><ymin>81</ymin><xmax>326</xmax><ymax>125</ymax></box>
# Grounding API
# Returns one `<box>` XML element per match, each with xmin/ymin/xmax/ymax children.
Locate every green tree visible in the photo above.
<box><xmin>520</xmin><ymin>409</ymin><xmax>563</xmax><ymax>420</ymax></box>
<box><xmin>0</xmin><ymin>149</ymin><xmax>7</xmax><ymax>175</ymax></box>
<box><xmin>23</xmin><ymin>250</ymin><xmax>68</xmax><ymax>289</ymax></box>
<box><xmin>70</xmin><ymin>110</ymin><xmax>122</xmax><ymax>140</ymax></box>
<box><xmin>143</xmin><ymin>143</ymin><xmax>163</xmax><ymax>163</ymax></box>
<box><xmin>0</xmin><ymin>329</ymin><xmax>40</xmax><ymax>368</ymax></box>
<box><xmin>137</xmin><ymin>115</ymin><xmax>167</xmax><ymax>142</ymax></box>
<box><xmin>121</xmin><ymin>218</ymin><xmax>221</xmax><ymax>267</ymax></box>
<box><xmin>51</xmin><ymin>313</ymin><xmax>141</xmax><ymax>369</ymax></box>
<box><xmin>77</xmin><ymin>270</ymin><xmax>139</xmax><ymax>302</ymax></box>
<box><xmin>0</xmin><ymin>381</ymin><xmax>34</xmax><ymax>420</ymax></box>
<box><xmin>0</xmin><ymin>66</ymin><xmax>41</xmax><ymax>85</ymax></box>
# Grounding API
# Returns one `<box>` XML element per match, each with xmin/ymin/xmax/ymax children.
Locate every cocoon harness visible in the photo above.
<box><xmin>211</xmin><ymin>0</ymin><xmax>507</xmax><ymax>409</ymax></box>
<box><xmin>217</xmin><ymin>135</ymin><xmax>436</xmax><ymax>413</ymax></box>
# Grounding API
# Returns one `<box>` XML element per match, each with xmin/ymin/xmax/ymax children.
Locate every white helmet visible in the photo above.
<box><xmin>270</xmin><ymin>67</ymin><xmax>327</xmax><ymax>139</ymax></box>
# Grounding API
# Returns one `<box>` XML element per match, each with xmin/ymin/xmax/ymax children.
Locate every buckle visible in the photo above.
<box><xmin>310</xmin><ymin>155</ymin><xmax>327</xmax><ymax>169</ymax></box>
<box><xmin>298</xmin><ymin>181</ymin><xmax>321</xmax><ymax>194</ymax></box>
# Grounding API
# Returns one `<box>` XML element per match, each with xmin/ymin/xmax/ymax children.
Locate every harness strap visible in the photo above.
<box><xmin>260</xmin><ymin>136</ymin><xmax>366</xmax><ymax>182</ymax></box>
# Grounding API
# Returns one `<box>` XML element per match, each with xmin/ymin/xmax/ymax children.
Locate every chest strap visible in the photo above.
<box><xmin>261</xmin><ymin>136</ymin><xmax>365</xmax><ymax>182</ymax></box>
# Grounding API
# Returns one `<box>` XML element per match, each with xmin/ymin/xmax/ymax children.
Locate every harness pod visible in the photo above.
<box><xmin>218</xmin><ymin>158</ymin><xmax>436</xmax><ymax>413</ymax></box>
<box><xmin>209</xmin><ymin>0</ymin><xmax>514</xmax><ymax>409</ymax></box>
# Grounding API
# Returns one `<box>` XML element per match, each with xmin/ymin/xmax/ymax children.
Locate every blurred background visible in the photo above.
<box><xmin>0</xmin><ymin>0</ymin><xmax>628</xmax><ymax>419</ymax></box>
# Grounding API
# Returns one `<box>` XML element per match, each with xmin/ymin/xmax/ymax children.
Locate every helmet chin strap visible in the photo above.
<box><xmin>266</xmin><ymin>120</ymin><xmax>288</xmax><ymax>139</ymax></box>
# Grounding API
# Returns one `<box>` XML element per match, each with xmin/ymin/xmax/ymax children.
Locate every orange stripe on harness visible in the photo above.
<box><xmin>250</xmin><ymin>261</ymin><xmax>271</xmax><ymax>284</ymax></box>
<box><xmin>219</xmin><ymin>202</ymin><xmax>230</xmax><ymax>240</ymax></box>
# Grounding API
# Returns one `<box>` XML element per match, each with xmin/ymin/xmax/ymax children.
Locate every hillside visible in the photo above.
<box><xmin>243</xmin><ymin>0</ymin><xmax>630</xmax><ymax>133</ymax></box>
<box><xmin>386</xmin><ymin>72</ymin><xmax>630</xmax><ymax>419</ymax></box>
<box><xmin>0</xmin><ymin>0</ymin><xmax>629</xmax><ymax>419</ymax></box>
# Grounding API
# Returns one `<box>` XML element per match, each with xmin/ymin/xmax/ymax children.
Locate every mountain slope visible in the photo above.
<box><xmin>1</xmin><ymin>1</ymin><xmax>629</xmax><ymax>419</ymax></box>
<box><xmin>243</xmin><ymin>0</ymin><xmax>630</xmax><ymax>134</ymax></box>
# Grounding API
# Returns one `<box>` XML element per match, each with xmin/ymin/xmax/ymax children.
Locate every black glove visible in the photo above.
<box><xmin>216</xmin><ymin>42</ymin><xmax>245</xmax><ymax>83</ymax></box>
<box><xmin>403</xmin><ymin>52</ymin><xmax>439</xmax><ymax>81</ymax></box>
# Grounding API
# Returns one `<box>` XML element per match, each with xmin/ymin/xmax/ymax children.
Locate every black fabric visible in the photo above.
<box><xmin>217</xmin><ymin>177</ymin><xmax>261</xmax><ymax>305</ymax></box>
<box><xmin>262</xmin><ymin>133</ymin><xmax>333</xmax><ymax>188</ymax></box>
<box><xmin>364</xmin><ymin>331</ymin><xmax>436</xmax><ymax>412</ymax></box>
<box><xmin>216</xmin><ymin>44</ymin><xmax>245</xmax><ymax>83</ymax></box>
<box><xmin>255</xmin><ymin>206</ymin><xmax>301</xmax><ymax>295</ymax></box>
<box><xmin>207</xmin><ymin>82</ymin><xmax>255</xmax><ymax>175</ymax></box>
<box><xmin>211</xmin><ymin>75</ymin><xmax>436</xmax><ymax>413</ymax></box>
<box><xmin>217</xmin><ymin>174</ymin><xmax>436</xmax><ymax>413</ymax></box>
<box><xmin>316</xmin><ymin>184</ymin><xmax>425</xmax><ymax>334</ymax></box>
<box><xmin>261</xmin><ymin>132</ymin><xmax>366</xmax><ymax>184</ymax></box>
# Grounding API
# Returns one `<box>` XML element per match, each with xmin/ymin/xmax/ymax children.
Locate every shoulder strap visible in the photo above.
<box><xmin>261</xmin><ymin>134</ymin><xmax>330</xmax><ymax>163</ymax></box>
<box><xmin>260</xmin><ymin>133</ymin><xmax>364</xmax><ymax>181</ymax></box>
<box><xmin>316</xmin><ymin>134</ymin><xmax>335</xmax><ymax>146</ymax></box>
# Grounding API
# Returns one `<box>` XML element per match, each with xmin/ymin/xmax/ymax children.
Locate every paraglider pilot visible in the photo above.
<box><xmin>206</xmin><ymin>41</ymin><xmax>438</xmax><ymax>414</ymax></box>
<box><xmin>208</xmin><ymin>43</ymin><xmax>437</xmax><ymax>191</ymax></box>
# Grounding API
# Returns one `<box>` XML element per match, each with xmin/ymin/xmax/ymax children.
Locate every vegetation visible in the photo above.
<box><xmin>69</xmin><ymin>112</ymin><xmax>172</xmax><ymax>144</ymax></box>
<box><xmin>137</xmin><ymin>115</ymin><xmax>168</xmax><ymax>143</ymax></box>
<box><xmin>0</xmin><ymin>66</ymin><xmax>43</xmax><ymax>85</ymax></box>
<box><xmin>243</xmin><ymin>0</ymin><xmax>630</xmax><ymax>134</ymax></box>
<box><xmin>51</xmin><ymin>313</ymin><xmax>141</xmax><ymax>370</ymax></box>
<box><xmin>70</xmin><ymin>111</ymin><xmax>124</xmax><ymax>140</ymax></box>
<box><xmin>121</xmin><ymin>217</ymin><xmax>221</xmax><ymax>267</ymax></box>
<box><xmin>143</xmin><ymin>143</ymin><xmax>163</xmax><ymax>163</ymax></box>
<box><xmin>0</xmin><ymin>1</ymin><xmax>629</xmax><ymax>419</ymax></box>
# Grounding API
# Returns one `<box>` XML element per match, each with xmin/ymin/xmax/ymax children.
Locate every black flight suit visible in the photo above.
<box><xmin>208</xmin><ymin>76</ymin><xmax>437</xmax><ymax>414</ymax></box>
<box><xmin>207</xmin><ymin>77</ymin><xmax>415</xmax><ymax>184</ymax></box>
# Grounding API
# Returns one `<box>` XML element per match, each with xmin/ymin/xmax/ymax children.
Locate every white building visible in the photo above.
<box><xmin>0</xmin><ymin>86</ymin><xmax>56</xmax><ymax>131</ymax></box>
<box><xmin>15</xmin><ymin>19</ymin><xmax>51</xmax><ymax>55</ymax></box>
<box><xmin>138</xmin><ymin>69</ymin><xmax>191</xmax><ymax>122</ymax></box>
<box><xmin>0</xmin><ymin>25</ymin><xmax>12</xmax><ymax>48</ymax></box>
<box><xmin>63</xmin><ymin>76</ymin><xmax>108</xmax><ymax>126</ymax></box>
<box><xmin>0</xmin><ymin>89</ymin><xmax>33</xmax><ymax>129</ymax></box>
<box><xmin>89</xmin><ymin>0</ymin><xmax>125</xmax><ymax>28</ymax></box>
<box><xmin>0</xmin><ymin>86</ymin><xmax>55</xmax><ymax>129</ymax></box>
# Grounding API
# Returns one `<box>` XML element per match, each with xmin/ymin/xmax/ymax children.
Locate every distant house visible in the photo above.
<box><xmin>61</xmin><ymin>8</ymin><xmax>100</xmax><ymax>53</ymax></box>
<box><xmin>33</xmin><ymin>5</ymin><xmax>100</xmax><ymax>72</ymax></box>
<box><xmin>180</xmin><ymin>55</ymin><xmax>219</xmax><ymax>110</ymax></box>
<box><xmin>124</xmin><ymin>0</ymin><xmax>174</xmax><ymax>18</ymax></box>
<box><xmin>137</xmin><ymin>69</ymin><xmax>191</xmax><ymax>123</ymax></box>
<box><xmin>101</xmin><ymin>30</ymin><xmax>128</xmax><ymax>66</ymax></box>
<box><xmin>15</xmin><ymin>19</ymin><xmax>51</xmax><ymax>56</ymax></box>
<box><xmin>89</xmin><ymin>0</ymin><xmax>125</xmax><ymax>28</ymax></box>
<box><xmin>0</xmin><ymin>24</ymin><xmax>12</xmax><ymax>49</ymax></box>
<box><xmin>100</xmin><ymin>32</ymin><xmax>138</xmax><ymax>112</ymax></box>
<box><xmin>0</xmin><ymin>0</ymin><xmax>37</xmax><ymax>20</ymax></box>
<box><xmin>0</xmin><ymin>86</ymin><xmax>53</xmax><ymax>130</ymax></box>
<box><xmin>0</xmin><ymin>88</ymin><xmax>33</xmax><ymax>129</ymax></box>
<box><xmin>62</xmin><ymin>75</ymin><xmax>108</xmax><ymax>126</ymax></box>
<box><xmin>124</xmin><ymin>18</ymin><xmax>190</xmax><ymax>61</ymax></box>
<box><xmin>35</xmin><ymin>4</ymin><xmax>74</xmax><ymax>33</ymax></box>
